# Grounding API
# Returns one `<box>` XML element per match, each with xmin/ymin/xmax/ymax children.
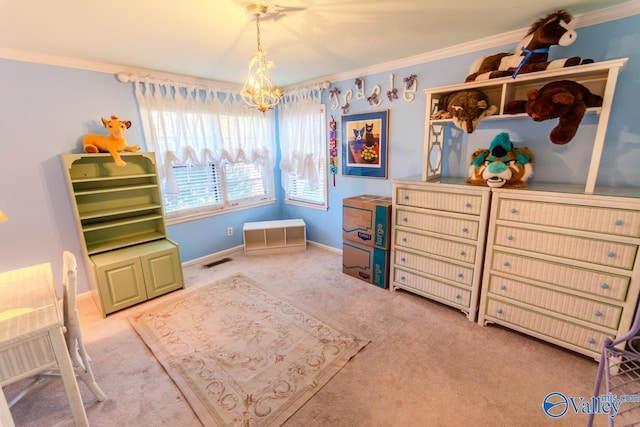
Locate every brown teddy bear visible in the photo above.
<box><xmin>504</xmin><ymin>80</ymin><xmax>603</xmax><ymax>145</ymax></box>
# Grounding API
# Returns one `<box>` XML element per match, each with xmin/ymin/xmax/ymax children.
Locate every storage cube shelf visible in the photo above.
<box><xmin>62</xmin><ymin>152</ymin><xmax>184</xmax><ymax>317</ymax></box>
<box><xmin>243</xmin><ymin>219</ymin><xmax>306</xmax><ymax>255</ymax></box>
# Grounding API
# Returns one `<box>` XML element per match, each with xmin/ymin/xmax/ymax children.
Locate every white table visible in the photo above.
<box><xmin>0</xmin><ymin>263</ymin><xmax>88</xmax><ymax>427</ymax></box>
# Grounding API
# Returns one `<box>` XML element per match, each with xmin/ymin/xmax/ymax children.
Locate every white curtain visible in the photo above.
<box><xmin>279</xmin><ymin>86</ymin><xmax>325</xmax><ymax>192</ymax></box>
<box><xmin>131</xmin><ymin>76</ymin><xmax>275</xmax><ymax>195</ymax></box>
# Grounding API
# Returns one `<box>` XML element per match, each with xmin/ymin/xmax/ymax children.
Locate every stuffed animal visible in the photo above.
<box><xmin>466</xmin><ymin>10</ymin><xmax>593</xmax><ymax>82</ymax></box>
<box><xmin>467</xmin><ymin>132</ymin><xmax>534</xmax><ymax>188</ymax></box>
<box><xmin>431</xmin><ymin>89</ymin><xmax>497</xmax><ymax>133</ymax></box>
<box><xmin>83</xmin><ymin>116</ymin><xmax>140</xmax><ymax>166</ymax></box>
<box><xmin>504</xmin><ymin>80</ymin><xmax>603</xmax><ymax>145</ymax></box>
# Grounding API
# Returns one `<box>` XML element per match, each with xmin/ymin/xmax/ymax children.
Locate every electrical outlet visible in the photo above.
<box><xmin>227</xmin><ymin>227</ymin><xmax>233</xmax><ymax>236</ymax></box>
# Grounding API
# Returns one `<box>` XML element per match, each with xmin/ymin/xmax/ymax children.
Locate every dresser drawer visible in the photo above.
<box><xmin>395</xmin><ymin>249</ymin><xmax>474</xmax><ymax>286</ymax></box>
<box><xmin>487</xmin><ymin>275</ymin><xmax>622</xmax><ymax>329</ymax></box>
<box><xmin>395</xmin><ymin>229</ymin><xmax>476</xmax><ymax>264</ymax></box>
<box><xmin>396</xmin><ymin>187</ymin><xmax>483</xmax><ymax>215</ymax></box>
<box><xmin>485</xmin><ymin>299</ymin><xmax>614</xmax><ymax>353</ymax></box>
<box><xmin>393</xmin><ymin>268</ymin><xmax>471</xmax><ymax>307</ymax></box>
<box><xmin>491</xmin><ymin>251</ymin><xmax>630</xmax><ymax>301</ymax></box>
<box><xmin>496</xmin><ymin>198</ymin><xmax>640</xmax><ymax>237</ymax></box>
<box><xmin>396</xmin><ymin>208</ymin><xmax>479</xmax><ymax>240</ymax></box>
<box><xmin>495</xmin><ymin>225</ymin><xmax>638</xmax><ymax>270</ymax></box>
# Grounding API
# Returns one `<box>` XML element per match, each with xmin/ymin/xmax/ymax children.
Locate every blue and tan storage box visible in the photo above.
<box><xmin>342</xmin><ymin>195</ymin><xmax>392</xmax><ymax>250</ymax></box>
<box><xmin>342</xmin><ymin>240</ymin><xmax>390</xmax><ymax>288</ymax></box>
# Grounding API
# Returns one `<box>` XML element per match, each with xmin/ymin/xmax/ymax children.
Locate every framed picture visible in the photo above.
<box><xmin>342</xmin><ymin>110</ymin><xmax>389</xmax><ymax>178</ymax></box>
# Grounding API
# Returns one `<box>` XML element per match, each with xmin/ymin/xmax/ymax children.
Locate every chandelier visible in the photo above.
<box><xmin>241</xmin><ymin>4</ymin><xmax>282</xmax><ymax>112</ymax></box>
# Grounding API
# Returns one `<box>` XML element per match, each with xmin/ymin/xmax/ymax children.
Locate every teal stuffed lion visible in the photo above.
<box><xmin>467</xmin><ymin>133</ymin><xmax>534</xmax><ymax>188</ymax></box>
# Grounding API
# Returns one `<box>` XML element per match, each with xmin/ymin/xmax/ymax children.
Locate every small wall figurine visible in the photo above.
<box><xmin>83</xmin><ymin>115</ymin><xmax>140</xmax><ymax>166</ymax></box>
<box><xmin>467</xmin><ymin>132</ymin><xmax>534</xmax><ymax>188</ymax></box>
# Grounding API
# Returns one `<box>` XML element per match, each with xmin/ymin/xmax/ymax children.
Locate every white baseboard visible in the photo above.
<box><xmin>181</xmin><ymin>245</ymin><xmax>244</xmax><ymax>268</ymax></box>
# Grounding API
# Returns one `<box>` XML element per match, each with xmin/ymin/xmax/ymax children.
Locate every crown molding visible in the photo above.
<box><xmin>316</xmin><ymin>0</ymin><xmax>640</xmax><ymax>86</ymax></box>
<box><xmin>2</xmin><ymin>1</ymin><xmax>639</xmax><ymax>89</ymax></box>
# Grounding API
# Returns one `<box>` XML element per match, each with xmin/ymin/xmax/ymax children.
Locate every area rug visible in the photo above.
<box><xmin>129</xmin><ymin>273</ymin><xmax>369</xmax><ymax>426</ymax></box>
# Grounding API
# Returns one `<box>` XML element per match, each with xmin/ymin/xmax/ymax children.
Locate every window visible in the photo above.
<box><xmin>131</xmin><ymin>77</ymin><xmax>276</xmax><ymax>223</ymax></box>
<box><xmin>279</xmin><ymin>88</ymin><xmax>327</xmax><ymax>209</ymax></box>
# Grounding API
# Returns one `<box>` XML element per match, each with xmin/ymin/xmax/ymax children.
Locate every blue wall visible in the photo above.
<box><xmin>1</xmin><ymin>12</ymin><xmax>639</xmax><ymax>295</ymax></box>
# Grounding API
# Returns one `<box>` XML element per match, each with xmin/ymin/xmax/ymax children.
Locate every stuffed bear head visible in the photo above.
<box><xmin>467</xmin><ymin>133</ymin><xmax>534</xmax><ymax>188</ymax></box>
<box><xmin>525</xmin><ymin>80</ymin><xmax>602</xmax><ymax>144</ymax></box>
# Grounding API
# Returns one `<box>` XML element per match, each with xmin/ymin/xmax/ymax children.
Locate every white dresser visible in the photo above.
<box><xmin>478</xmin><ymin>186</ymin><xmax>640</xmax><ymax>359</ymax></box>
<box><xmin>390</xmin><ymin>177</ymin><xmax>491</xmax><ymax>320</ymax></box>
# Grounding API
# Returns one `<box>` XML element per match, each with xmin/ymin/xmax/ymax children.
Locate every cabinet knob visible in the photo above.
<box><xmin>400</xmin><ymin>257</ymin><xmax>406</xmax><ymax>263</ymax></box>
<box><xmin>455</xmin><ymin>294</ymin><xmax>461</xmax><ymax>299</ymax></box>
<box><xmin>594</xmin><ymin>311</ymin><xmax>603</xmax><ymax>317</ymax></box>
<box><xmin>496</xmin><ymin>308</ymin><xmax>503</xmax><ymax>315</ymax></box>
<box><xmin>402</xmin><ymin>237</ymin><xmax>407</xmax><ymax>242</ymax></box>
<box><xmin>459</xmin><ymin>251</ymin><xmax>466</xmax><ymax>257</ymax></box>
<box><xmin>607</xmin><ymin>252</ymin><xmax>615</xmax><ymax>258</ymax></box>
<box><xmin>457</xmin><ymin>272</ymin><xmax>463</xmax><ymax>278</ymax></box>
<box><xmin>500</xmin><ymin>284</ymin><xmax>507</xmax><ymax>291</ymax></box>
<box><xmin>588</xmin><ymin>338</ymin><xmax>596</xmax><ymax>345</ymax></box>
<box><xmin>510</xmin><ymin>208</ymin><xmax>517</xmax><ymax>214</ymax></box>
<box><xmin>404</xmin><ymin>195</ymin><xmax>409</xmax><ymax>200</ymax></box>
<box><xmin>601</xmin><ymin>283</ymin><xmax>610</xmax><ymax>289</ymax></box>
<box><xmin>402</xmin><ymin>217</ymin><xmax>408</xmax><ymax>222</ymax></box>
<box><xmin>465</xmin><ymin>202</ymin><xmax>472</xmax><ymax>208</ymax></box>
<box><xmin>506</xmin><ymin>235</ymin><xmax>513</xmax><ymax>241</ymax></box>
<box><xmin>503</xmin><ymin>261</ymin><xmax>510</xmax><ymax>267</ymax></box>
<box><xmin>400</xmin><ymin>276</ymin><xmax>406</xmax><ymax>281</ymax></box>
<box><xmin>615</xmin><ymin>219</ymin><xmax>623</xmax><ymax>226</ymax></box>
<box><xmin>462</xmin><ymin>227</ymin><xmax>468</xmax><ymax>233</ymax></box>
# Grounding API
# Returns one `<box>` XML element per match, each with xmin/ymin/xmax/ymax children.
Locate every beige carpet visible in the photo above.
<box><xmin>129</xmin><ymin>273</ymin><xmax>369</xmax><ymax>427</ymax></box>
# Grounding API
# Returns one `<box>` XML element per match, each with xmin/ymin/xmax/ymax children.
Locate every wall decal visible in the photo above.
<box><xmin>403</xmin><ymin>74</ymin><xmax>418</xmax><ymax>102</ymax></box>
<box><xmin>355</xmin><ymin>78</ymin><xmax>366</xmax><ymax>100</ymax></box>
<box><xmin>329</xmin><ymin>87</ymin><xmax>341</xmax><ymax>110</ymax></box>
<box><xmin>387</xmin><ymin>74</ymin><xmax>398</xmax><ymax>102</ymax></box>
<box><xmin>342</xmin><ymin>89</ymin><xmax>353</xmax><ymax>114</ymax></box>
<box><xmin>367</xmin><ymin>85</ymin><xmax>382</xmax><ymax>107</ymax></box>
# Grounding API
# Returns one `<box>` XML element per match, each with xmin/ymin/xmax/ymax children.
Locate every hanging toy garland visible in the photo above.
<box><xmin>329</xmin><ymin>116</ymin><xmax>338</xmax><ymax>186</ymax></box>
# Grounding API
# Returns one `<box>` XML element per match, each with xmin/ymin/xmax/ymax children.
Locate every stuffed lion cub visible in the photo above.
<box><xmin>467</xmin><ymin>133</ymin><xmax>534</xmax><ymax>188</ymax></box>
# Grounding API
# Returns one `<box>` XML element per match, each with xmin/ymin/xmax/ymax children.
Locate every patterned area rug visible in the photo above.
<box><xmin>129</xmin><ymin>273</ymin><xmax>369</xmax><ymax>426</ymax></box>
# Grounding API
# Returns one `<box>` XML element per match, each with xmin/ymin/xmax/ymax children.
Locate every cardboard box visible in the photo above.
<box><xmin>342</xmin><ymin>195</ymin><xmax>392</xmax><ymax>249</ymax></box>
<box><xmin>342</xmin><ymin>241</ymin><xmax>390</xmax><ymax>288</ymax></box>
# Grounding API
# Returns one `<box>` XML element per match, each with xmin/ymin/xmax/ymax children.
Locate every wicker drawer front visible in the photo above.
<box><xmin>495</xmin><ymin>225</ymin><xmax>638</xmax><ymax>270</ymax></box>
<box><xmin>394</xmin><ymin>268</ymin><xmax>471</xmax><ymax>307</ymax></box>
<box><xmin>497</xmin><ymin>198</ymin><xmax>640</xmax><ymax>237</ymax></box>
<box><xmin>395</xmin><ymin>250</ymin><xmax>474</xmax><ymax>286</ymax></box>
<box><xmin>491</xmin><ymin>251</ymin><xmax>629</xmax><ymax>301</ymax></box>
<box><xmin>396</xmin><ymin>209</ymin><xmax>479</xmax><ymax>240</ymax></box>
<box><xmin>488</xmin><ymin>275</ymin><xmax>622</xmax><ymax>329</ymax></box>
<box><xmin>0</xmin><ymin>335</ymin><xmax>55</xmax><ymax>381</ymax></box>
<box><xmin>395</xmin><ymin>230</ymin><xmax>476</xmax><ymax>264</ymax></box>
<box><xmin>396</xmin><ymin>187</ymin><xmax>483</xmax><ymax>215</ymax></box>
<box><xmin>485</xmin><ymin>299</ymin><xmax>613</xmax><ymax>353</ymax></box>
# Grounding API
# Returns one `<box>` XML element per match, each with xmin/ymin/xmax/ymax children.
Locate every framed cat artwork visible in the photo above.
<box><xmin>342</xmin><ymin>110</ymin><xmax>389</xmax><ymax>178</ymax></box>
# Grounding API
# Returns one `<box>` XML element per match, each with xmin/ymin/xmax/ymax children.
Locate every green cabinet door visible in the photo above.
<box><xmin>141</xmin><ymin>245</ymin><xmax>184</xmax><ymax>299</ymax></box>
<box><xmin>94</xmin><ymin>257</ymin><xmax>147</xmax><ymax>314</ymax></box>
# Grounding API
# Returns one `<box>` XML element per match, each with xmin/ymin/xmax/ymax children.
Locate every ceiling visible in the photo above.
<box><xmin>0</xmin><ymin>1</ymin><xmax>632</xmax><ymax>87</ymax></box>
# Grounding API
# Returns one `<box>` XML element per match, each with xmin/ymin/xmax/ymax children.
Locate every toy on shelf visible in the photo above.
<box><xmin>431</xmin><ymin>89</ymin><xmax>497</xmax><ymax>134</ymax></box>
<box><xmin>82</xmin><ymin>115</ymin><xmax>140</xmax><ymax>166</ymax></box>
<box><xmin>466</xmin><ymin>132</ymin><xmax>534</xmax><ymax>188</ymax></box>
<box><xmin>504</xmin><ymin>80</ymin><xmax>603</xmax><ymax>145</ymax></box>
<box><xmin>465</xmin><ymin>10</ymin><xmax>593</xmax><ymax>82</ymax></box>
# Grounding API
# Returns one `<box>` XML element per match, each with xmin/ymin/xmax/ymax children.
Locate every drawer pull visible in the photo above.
<box><xmin>465</xmin><ymin>202</ymin><xmax>472</xmax><ymax>208</ymax></box>
<box><xmin>404</xmin><ymin>195</ymin><xmax>409</xmax><ymax>200</ymax></box>
<box><xmin>402</xmin><ymin>237</ymin><xmax>407</xmax><ymax>242</ymax></box>
<box><xmin>607</xmin><ymin>252</ymin><xmax>615</xmax><ymax>258</ymax></box>
<box><xmin>601</xmin><ymin>283</ymin><xmax>610</xmax><ymax>289</ymax></box>
<box><xmin>400</xmin><ymin>276</ymin><xmax>406</xmax><ymax>281</ymax></box>
<box><xmin>615</xmin><ymin>219</ymin><xmax>623</xmax><ymax>226</ymax></box>
<box><xmin>510</xmin><ymin>208</ymin><xmax>517</xmax><ymax>214</ymax></box>
<box><xmin>402</xmin><ymin>217</ymin><xmax>408</xmax><ymax>222</ymax></box>
<box><xmin>594</xmin><ymin>311</ymin><xmax>603</xmax><ymax>317</ymax></box>
<box><xmin>400</xmin><ymin>257</ymin><xmax>406</xmax><ymax>263</ymax></box>
<box><xmin>455</xmin><ymin>294</ymin><xmax>461</xmax><ymax>299</ymax></box>
<box><xmin>462</xmin><ymin>227</ymin><xmax>469</xmax><ymax>233</ymax></box>
<box><xmin>499</xmin><ymin>284</ymin><xmax>507</xmax><ymax>291</ymax></box>
<box><xmin>496</xmin><ymin>308</ymin><xmax>503</xmax><ymax>315</ymax></box>
<box><xmin>459</xmin><ymin>251</ymin><xmax>466</xmax><ymax>257</ymax></box>
<box><xmin>457</xmin><ymin>273</ymin><xmax>463</xmax><ymax>278</ymax></box>
<box><xmin>503</xmin><ymin>261</ymin><xmax>510</xmax><ymax>267</ymax></box>
<box><xmin>588</xmin><ymin>338</ymin><xmax>596</xmax><ymax>345</ymax></box>
<box><xmin>506</xmin><ymin>235</ymin><xmax>513</xmax><ymax>241</ymax></box>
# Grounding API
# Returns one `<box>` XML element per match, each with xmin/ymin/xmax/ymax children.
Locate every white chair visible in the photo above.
<box><xmin>7</xmin><ymin>251</ymin><xmax>106</xmax><ymax>407</ymax></box>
